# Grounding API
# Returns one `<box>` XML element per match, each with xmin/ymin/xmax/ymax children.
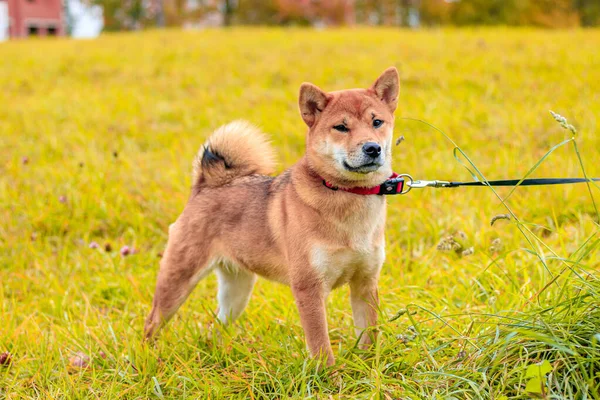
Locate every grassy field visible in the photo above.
<box><xmin>1</xmin><ymin>28</ymin><xmax>599</xmax><ymax>399</ymax></box>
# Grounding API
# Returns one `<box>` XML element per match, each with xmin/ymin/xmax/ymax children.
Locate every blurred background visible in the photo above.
<box><xmin>2</xmin><ymin>0</ymin><xmax>600</xmax><ymax>41</ymax></box>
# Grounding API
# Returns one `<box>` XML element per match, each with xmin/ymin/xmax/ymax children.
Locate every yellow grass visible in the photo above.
<box><xmin>1</xmin><ymin>28</ymin><xmax>599</xmax><ymax>398</ymax></box>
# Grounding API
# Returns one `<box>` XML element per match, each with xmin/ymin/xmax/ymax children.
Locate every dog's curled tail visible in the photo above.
<box><xmin>192</xmin><ymin>120</ymin><xmax>277</xmax><ymax>190</ymax></box>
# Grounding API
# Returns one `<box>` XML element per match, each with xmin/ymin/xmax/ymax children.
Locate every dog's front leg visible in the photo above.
<box><xmin>350</xmin><ymin>275</ymin><xmax>380</xmax><ymax>349</ymax></box>
<box><xmin>291</xmin><ymin>275</ymin><xmax>334</xmax><ymax>366</ymax></box>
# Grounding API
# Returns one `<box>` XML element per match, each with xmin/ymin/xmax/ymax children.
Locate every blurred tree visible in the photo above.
<box><xmin>91</xmin><ymin>0</ymin><xmax>598</xmax><ymax>30</ymax></box>
<box><xmin>234</xmin><ymin>0</ymin><xmax>279</xmax><ymax>25</ymax></box>
<box><xmin>163</xmin><ymin>0</ymin><xmax>187</xmax><ymax>26</ymax></box>
<box><xmin>64</xmin><ymin>0</ymin><xmax>73</xmax><ymax>34</ymax></box>
<box><xmin>575</xmin><ymin>0</ymin><xmax>600</xmax><ymax>26</ymax></box>
<box><xmin>447</xmin><ymin>0</ymin><xmax>579</xmax><ymax>28</ymax></box>
<box><xmin>276</xmin><ymin>0</ymin><xmax>354</xmax><ymax>26</ymax></box>
<box><xmin>397</xmin><ymin>0</ymin><xmax>412</xmax><ymax>26</ymax></box>
<box><xmin>315</xmin><ymin>0</ymin><xmax>354</xmax><ymax>25</ymax></box>
<box><xmin>276</xmin><ymin>0</ymin><xmax>314</xmax><ymax>25</ymax></box>
<box><xmin>450</xmin><ymin>0</ymin><xmax>517</xmax><ymax>25</ymax></box>
<box><xmin>419</xmin><ymin>0</ymin><xmax>452</xmax><ymax>25</ymax></box>
<box><xmin>223</xmin><ymin>0</ymin><xmax>234</xmax><ymax>26</ymax></box>
<box><xmin>355</xmin><ymin>0</ymin><xmax>420</xmax><ymax>26</ymax></box>
<box><xmin>95</xmin><ymin>0</ymin><xmax>141</xmax><ymax>30</ymax></box>
<box><xmin>354</xmin><ymin>0</ymin><xmax>380</xmax><ymax>25</ymax></box>
<box><xmin>520</xmin><ymin>0</ymin><xmax>579</xmax><ymax>28</ymax></box>
<box><xmin>155</xmin><ymin>0</ymin><xmax>165</xmax><ymax>26</ymax></box>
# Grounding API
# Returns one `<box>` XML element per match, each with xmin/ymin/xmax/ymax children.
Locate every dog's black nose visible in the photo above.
<box><xmin>362</xmin><ymin>142</ymin><xmax>382</xmax><ymax>158</ymax></box>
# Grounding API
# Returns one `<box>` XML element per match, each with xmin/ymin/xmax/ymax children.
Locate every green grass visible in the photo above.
<box><xmin>1</xmin><ymin>27</ymin><xmax>599</xmax><ymax>399</ymax></box>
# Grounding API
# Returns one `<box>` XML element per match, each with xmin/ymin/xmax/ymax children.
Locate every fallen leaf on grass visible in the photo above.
<box><xmin>525</xmin><ymin>360</ymin><xmax>552</xmax><ymax>394</ymax></box>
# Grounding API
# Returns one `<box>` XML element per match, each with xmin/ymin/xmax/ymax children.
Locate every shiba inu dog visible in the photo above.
<box><xmin>145</xmin><ymin>67</ymin><xmax>400</xmax><ymax>366</ymax></box>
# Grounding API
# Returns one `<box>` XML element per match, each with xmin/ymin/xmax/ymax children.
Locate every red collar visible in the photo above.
<box><xmin>322</xmin><ymin>172</ymin><xmax>406</xmax><ymax>195</ymax></box>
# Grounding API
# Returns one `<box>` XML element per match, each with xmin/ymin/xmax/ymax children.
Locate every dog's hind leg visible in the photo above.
<box><xmin>144</xmin><ymin>233</ymin><xmax>215</xmax><ymax>340</ymax></box>
<box><xmin>216</xmin><ymin>264</ymin><xmax>256</xmax><ymax>324</ymax></box>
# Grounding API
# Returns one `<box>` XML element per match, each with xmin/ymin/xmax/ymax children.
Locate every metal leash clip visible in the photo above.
<box><xmin>406</xmin><ymin>178</ymin><xmax>452</xmax><ymax>189</ymax></box>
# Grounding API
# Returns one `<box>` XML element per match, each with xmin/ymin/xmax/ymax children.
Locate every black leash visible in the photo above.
<box><xmin>385</xmin><ymin>175</ymin><xmax>600</xmax><ymax>195</ymax></box>
<box><xmin>446</xmin><ymin>178</ymin><xmax>600</xmax><ymax>188</ymax></box>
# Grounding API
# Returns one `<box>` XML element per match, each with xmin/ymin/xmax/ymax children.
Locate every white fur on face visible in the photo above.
<box><xmin>317</xmin><ymin>139</ymin><xmax>392</xmax><ymax>180</ymax></box>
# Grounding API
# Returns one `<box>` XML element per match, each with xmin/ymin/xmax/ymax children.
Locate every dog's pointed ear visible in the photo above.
<box><xmin>370</xmin><ymin>67</ymin><xmax>399</xmax><ymax>113</ymax></box>
<box><xmin>299</xmin><ymin>83</ymin><xmax>330</xmax><ymax>127</ymax></box>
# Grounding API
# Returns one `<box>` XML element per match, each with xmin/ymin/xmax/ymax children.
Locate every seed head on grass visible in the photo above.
<box><xmin>437</xmin><ymin>236</ymin><xmax>462</xmax><ymax>252</ymax></box>
<box><xmin>489</xmin><ymin>238</ymin><xmax>504</xmax><ymax>253</ymax></box>
<box><xmin>550</xmin><ymin>111</ymin><xmax>577</xmax><ymax>135</ymax></box>
<box><xmin>437</xmin><ymin>231</ymin><xmax>473</xmax><ymax>256</ymax></box>
<box><xmin>491</xmin><ymin>214</ymin><xmax>511</xmax><ymax>226</ymax></box>
<box><xmin>461</xmin><ymin>247</ymin><xmax>474</xmax><ymax>257</ymax></box>
<box><xmin>396</xmin><ymin>332</ymin><xmax>416</xmax><ymax>344</ymax></box>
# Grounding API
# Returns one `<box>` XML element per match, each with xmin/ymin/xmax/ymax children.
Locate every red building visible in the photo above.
<box><xmin>3</xmin><ymin>0</ymin><xmax>65</xmax><ymax>38</ymax></box>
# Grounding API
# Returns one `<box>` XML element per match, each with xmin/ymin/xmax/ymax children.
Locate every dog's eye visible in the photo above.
<box><xmin>373</xmin><ymin>119</ymin><xmax>384</xmax><ymax>128</ymax></box>
<box><xmin>333</xmin><ymin>125</ymin><xmax>349</xmax><ymax>133</ymax></box>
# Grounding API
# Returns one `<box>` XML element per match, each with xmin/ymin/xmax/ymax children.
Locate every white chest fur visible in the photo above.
<box><xmin>310</xmin><ymin>244</ymin><xmax>385</xmax><ymax>290</ymax></box>
<box><xmin>310</xmin><ymin>197</ymin><xmax>386</xmax><ymax>290</ymax></box>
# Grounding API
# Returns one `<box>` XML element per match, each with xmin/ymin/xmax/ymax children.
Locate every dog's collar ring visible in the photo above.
<box><xmin>397</xmin><ymin>174</ymin><xmax>413</xmax><ymax>195</ymax></box>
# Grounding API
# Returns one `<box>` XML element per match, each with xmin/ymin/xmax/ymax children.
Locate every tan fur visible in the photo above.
<box><xmin>192</xmin><ymin>120</ymin><xmax>276</xmax><ymax>188</ymax></box>
<box><xmin>145</xmin><ymin>68</ymin><xmax>400</xmax><ymax>367</ymax></box>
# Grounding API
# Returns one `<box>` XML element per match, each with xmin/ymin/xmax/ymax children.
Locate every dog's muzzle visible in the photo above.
<box><xmin>343</xmin><ymin>157</ymin><xmax>384</xmax><ymax>174</ymax></box>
